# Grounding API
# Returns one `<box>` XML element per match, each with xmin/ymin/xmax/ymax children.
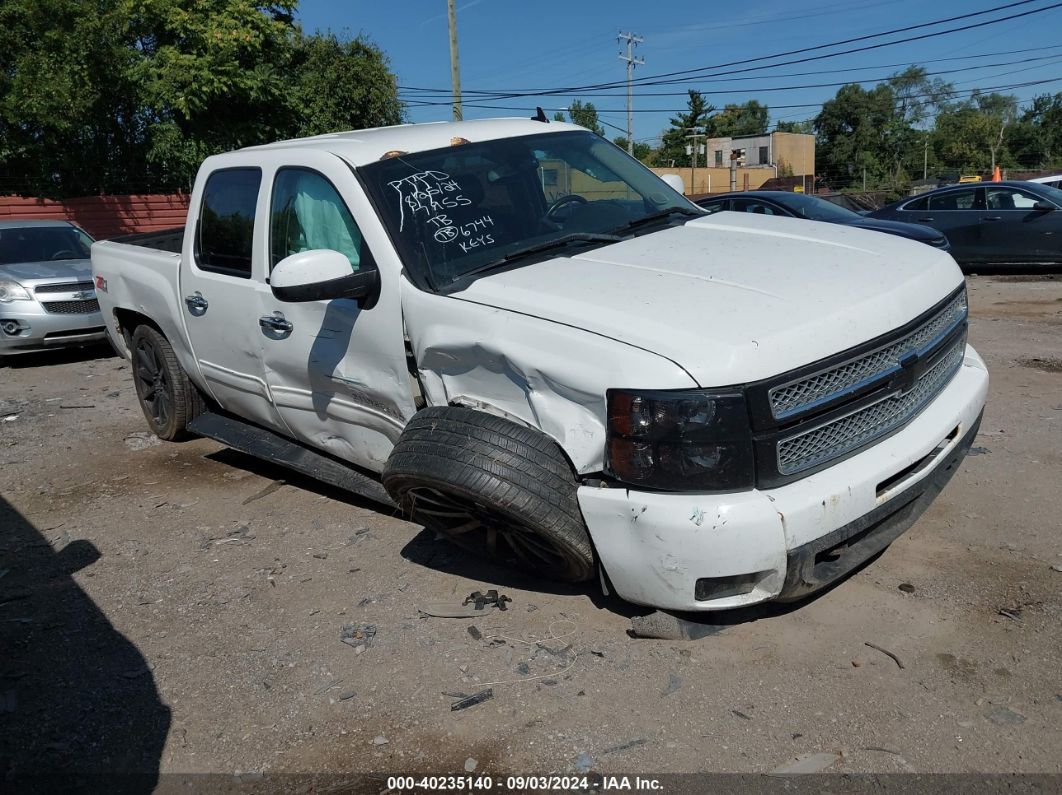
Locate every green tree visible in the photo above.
<box><xmin>612</xmin><ymin>136</ymin><xmax>653</xmax><ymax>162</ymax></box>
<box><xmin>775</xmin><ymin>119</ymin><xmax>814</xmax><ymax>134</ymax></box>
<box><xmin>932</xmin><ymin>92</ymin><xmax>1019</xmax><ymax>173</ymax></box>
<box><xmin>706</xmin><ymin>100</ymin><xmax>769</xmax><ymax>137</ymax></box>
<box><xmin>815</xmin><ymin>82</ymin><xmax>896</xmax><ymax>189</ymax></box>
<box><xmin>290</xmin><ymin>32</ymin><xmax>402</xmax><ymax>138</ymax></box>
<box><xmin>655</xmin><ymin>90</ymin><xmax>713</xmax><ymax>167</ymax></box>
<box><xmin>566</xmin><ymin>100</ymin><xmax>604</xmax><ymax>136</ymax></box>
<box><xmin>0</xmin><ymin>0</ymin><xmax>403</xmax><ymax>197</ymax></box>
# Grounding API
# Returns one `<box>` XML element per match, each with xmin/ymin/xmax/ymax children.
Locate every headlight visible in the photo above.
<box><xmin>605</xmin><ymin>389</ymin><xmax>755</xmax><ymax>492</ymax></box>
<box><xmin>0</xmin><ymin>279</ymin><xmax>32</xmax><ymax>303</ymax></box>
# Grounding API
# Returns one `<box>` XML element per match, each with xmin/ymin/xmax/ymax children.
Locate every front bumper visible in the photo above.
<box><xmin>578</xmin><ymin>344</ymin><xmax>989</xmax><ymax>611</ymax></box>
<box><xmin>0</xmin><ymin>301</ymin><xmax>106</xmax><ymax>354</ymax></box>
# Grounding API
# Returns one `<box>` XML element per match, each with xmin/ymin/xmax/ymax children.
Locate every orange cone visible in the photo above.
<box><xmin>992</xmin><ymin>165</ymin><xmax>1002</xmax><ymax>182</ymax></box>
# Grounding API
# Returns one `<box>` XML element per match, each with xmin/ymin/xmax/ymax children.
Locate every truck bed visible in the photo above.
<box><xmin>110</xmin><ymin>226</ymin><xmax>185</xmax><ymax>254</ymax></box>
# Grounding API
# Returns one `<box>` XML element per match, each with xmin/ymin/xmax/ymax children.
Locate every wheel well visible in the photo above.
<box><xmin>433</xmin><ymin>401</ymin><xmax>583</xmax><ymax>481</ymax></box>
<box><xmin>113</xmin><ymin>308</ymin><xmax>163</xmax><ymax>349</ymax></box>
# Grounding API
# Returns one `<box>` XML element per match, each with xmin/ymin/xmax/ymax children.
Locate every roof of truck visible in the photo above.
<box><xmin>241</xmin><ymin>117</ymin><xmax>586</xmax><ymax>166</ymax></box>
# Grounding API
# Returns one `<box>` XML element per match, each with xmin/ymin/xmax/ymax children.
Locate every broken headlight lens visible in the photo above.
<box><xmin>605</xmin><ymin>389</ymin><xmax>754</xmax><ymax>492</ymax></box>
<box><xmin>0</xmin><ymin>280</ymin><xmax>32</xmax><ymax>303</ymax></box>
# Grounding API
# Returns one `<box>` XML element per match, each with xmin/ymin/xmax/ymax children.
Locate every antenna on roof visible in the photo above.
<box><xmin>532</xmin><ymin>107</ymin><xmax>549</xmax><ymax>123</ymax></box>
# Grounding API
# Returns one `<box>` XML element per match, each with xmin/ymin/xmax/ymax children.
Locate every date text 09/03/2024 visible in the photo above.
<box><xmin>386</xmin><ymin>775</ymin><xmax>664</xmax><ymax>791</ymax></box>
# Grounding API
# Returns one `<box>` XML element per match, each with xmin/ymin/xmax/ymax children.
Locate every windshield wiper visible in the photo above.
<box><xmin>616</xmin><ymin>206</ymin><xmax>704</xmax><ymax>235</ymax></box>
<box><xmin>455</xmin><ymin>232</ymin><xmax>622</xmax><ymax>281</ymax></box>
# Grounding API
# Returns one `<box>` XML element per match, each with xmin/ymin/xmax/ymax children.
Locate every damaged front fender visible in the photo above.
<box><xmin>401</xmin><ymin>284</ymin><xmax>697</xmax><ymax>474</ymax></box>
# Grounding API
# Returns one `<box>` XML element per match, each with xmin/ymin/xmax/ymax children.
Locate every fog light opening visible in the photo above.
<box><xmin>695</xmin><ymin>571</ymin><xmax>770</xmax><ymax>601</ymax></box>
<box><xmin>1</xmin><ymin>320</ymin><xmax>22</xmax><ymax>336</ymax></box>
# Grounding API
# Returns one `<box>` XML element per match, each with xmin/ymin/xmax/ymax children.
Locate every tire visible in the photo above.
<box><xmin>130</xmin><ymin>325</ymin><xmax>205</xmax><ymax>441</ymax></box>
<box><xmin>383</xmin><ymin>406</ymin><xmax>595</xmax><ymax>582</ymax></box>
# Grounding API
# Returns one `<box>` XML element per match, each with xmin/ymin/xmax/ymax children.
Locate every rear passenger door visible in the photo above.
<box><xmin>899</xmin><ymin>187</ymin><xmax>985</xmax><ymax>263</ymax></box>
<box><xmin>179</xmin><ymin>166</ymin><xmax>287</xmax><ymax>431</ymax></box>
<box><xmin>981</xmin><ymin>185</ymin><xmax>1062</xmax><ymax>263</ymax></box>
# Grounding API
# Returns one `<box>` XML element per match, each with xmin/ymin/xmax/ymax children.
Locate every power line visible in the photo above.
<box><xmin>398</xmin><ymin>0</ymin><xmax>1062</xmax><ymax>99</ymax></box>
<box><xmin>399</xmin><ymin>44</ymin><xmax>1062</xmax><ymax>99</ymax></box>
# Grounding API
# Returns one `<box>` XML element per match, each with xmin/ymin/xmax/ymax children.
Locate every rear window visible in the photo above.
<box><xmin>196</xmin><ymin>168</ymin><xmax>262</xmax><ymax>278</ymax></box>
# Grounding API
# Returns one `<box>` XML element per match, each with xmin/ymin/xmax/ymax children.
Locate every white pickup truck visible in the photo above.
<box><xmin>92</xmin><ymin>117</ymin><xmax>988</xmax><ymax>611</ymax></box>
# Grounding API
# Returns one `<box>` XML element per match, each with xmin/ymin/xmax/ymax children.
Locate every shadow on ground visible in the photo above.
<box><xmin>0</xmin><ymin>343</ymin><xmax>114</xmax><ymax>369</ymax></box>
<box><xmin>0</xmin><ymin>497</ymin><xmax>169</xmax><ymax>791</ymax></box>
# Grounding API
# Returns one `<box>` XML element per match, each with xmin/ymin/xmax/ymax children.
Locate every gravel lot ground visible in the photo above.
<box><xmin>1</xmin><ymin>274</ymin><xmax>1060</xmax><ymax>784</ymax></box>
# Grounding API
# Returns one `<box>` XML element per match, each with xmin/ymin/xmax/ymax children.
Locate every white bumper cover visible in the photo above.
<box><xmin>578</xmin><ymin>345</ymin><xmax>989</xmax><ymax>611</ymax></box>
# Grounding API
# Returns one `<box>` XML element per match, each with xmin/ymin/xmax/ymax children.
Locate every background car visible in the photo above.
<box><xmin>697</xmin><ymin>191</ymin><xmax>950</xmax><ymax>250</ymax></box>
<box><xmin>868</xmin><ymin>181</ymin><xmax>1062</xmax><ymax>269</ymax></box>
<box><xmin>1028</xmin><ymin>174</ymin><xmax>1062</xmax><ymax>190</ymax></box>
<box><xmin>0</xmin><ymin>220</ymin><xmax>106</xmax><ymax>357</ymax></box>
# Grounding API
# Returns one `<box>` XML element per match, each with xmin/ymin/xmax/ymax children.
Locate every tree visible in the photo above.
<box><xmin>655</xmin><ymin>90</ymin><xmax>713</xmax><ymax>167</ymax></box>
<box><xmin>612</xmin><ymin>136</ymin><xmax>653</xmax><ymax>162</ymax></box>
<box><xmin>552</xmin><ymin>111</ymin><xmax>566</xmax><ymax>123</ymax></box>
<box><xmin>566</xmin><ymin>100</ymin><xmax>604</xmax><ymax>136</ymax></box>
<box><xmin>932</xmin><ymin>92</ymin><xmax>1019</xmax><ymax>173</ymax></box>
<box><xmin>290</xmin><ymin>33</ymin><xmax>402</xmax><ymax>138</ymax></box>
<box><xmin>0</xmin><ymin>0</ymin><xmax>404</xmax><ymax>197</ymax></box>
<box><xmin>775</xmin><ymin>120</ymin><xmax>814</xmax><ymax>134</ymax></box>
<box><xmin>814</xmin><ymin>82</ymin><xmax>896</xmax><ymax>189</ymax></box>
<box><xmin>706</xmin><ymin>100</ymin><xmax>769</xmax><ymax>137</ymax></box>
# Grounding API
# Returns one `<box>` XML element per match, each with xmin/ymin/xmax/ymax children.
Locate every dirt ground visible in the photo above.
<box><xmin>1</xmin><ymin>274</ymin><xmax>1060</xmax><ymax>783</ymax></box>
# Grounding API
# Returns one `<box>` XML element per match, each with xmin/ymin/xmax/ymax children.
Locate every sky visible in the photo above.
<box><xmin>294</xmin><ymin>0</ymin><xmax>1062</xmax><ymax>144</ymax></box>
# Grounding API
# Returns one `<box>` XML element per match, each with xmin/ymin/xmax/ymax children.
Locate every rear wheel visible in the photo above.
<box><xmin>130</xmin><ymin>325</ymin><xmax>204</xmax><ymax>441</ymax></box>
<box><xmin>383</xmin><ymin>406</ymin><xmax>595</xmax><ymax>582</ymax></box>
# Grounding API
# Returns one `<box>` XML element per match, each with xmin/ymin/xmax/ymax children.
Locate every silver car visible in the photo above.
<box><xmin>0</xmin><ymin>220</ymin><xmax>107</xmax><ymax>356</ymax></box>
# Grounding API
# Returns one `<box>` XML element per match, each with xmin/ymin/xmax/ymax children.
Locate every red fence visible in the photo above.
<box><xmin>0</xmin><ymin>194</ymin><xmax>191</xmax><ymax>240</ymax></box>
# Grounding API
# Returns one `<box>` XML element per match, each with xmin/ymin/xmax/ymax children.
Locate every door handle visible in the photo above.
<box><xmin>916</xmin><ymin>217</ymin><xmax>935</xmax><ymax>222</ymax></box>
<box><xmin>184</xmin><ymin>292</ymin><xmax>208</xmax><ymax>315</ymax></box>
<box><xmin>259</xmin><ymin>314</ymin><xmax>293</xmax><ymax>334</ymax></box>
<box><xmin>983</xmin><ymin>216</ymin><xmax>1003</xmax><ymax>221</ymax></box>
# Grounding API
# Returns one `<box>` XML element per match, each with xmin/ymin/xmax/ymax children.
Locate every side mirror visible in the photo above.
<box><xmin>660</xmin><ymin>174</ymin><xmax>686</xmax><ymax>195</ymax></box>
<box><xmin>1032</xmin><ymin>201</ymin><xmax>1055</xmax><ymax>212</ymax></box>
<box><xmin>270</xmin><ymin>249</ymin><xmax>379</xmax><ymax>304</ymax></box>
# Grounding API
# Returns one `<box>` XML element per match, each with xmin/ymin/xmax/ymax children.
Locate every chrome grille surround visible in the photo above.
<box><xmin>768</xmin><ymin>290</ymin><xmax>968</xmax><ymax>420</ymax></box>
<box><xmin>776</xmin><ymin>332</ymin><xmax>966</xmax><ymax>475</ymax></box>
<box><xmin>34</xmin><ymin>281</ymin><xmax>94</xmax><ymax>294</ymax></box>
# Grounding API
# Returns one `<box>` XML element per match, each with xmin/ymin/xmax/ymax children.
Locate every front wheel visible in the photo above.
<box><xmin>130</xmin><ymin>325</ymin><xmax>204</xmax><ymax>441</ymax></box>
<box><xmin>382</xmin><ymin>406</ymin><xmax>595</xmax><ymax>582</ymax></box>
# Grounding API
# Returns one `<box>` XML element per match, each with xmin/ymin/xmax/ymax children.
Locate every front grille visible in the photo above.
<box><xmin>776</xmin><ymin>333</ymin><xmax>965</xmax><ymax>475</ymax></box>
<box><xmin>768</xmin><ymin>290</ymin><xmax>967</xmax><ymax>420</ymax></box>
<box><xmin>42</xmin><ymin>299</ymin><xmax>100</xmax><ymax>315</ymax></box>
<box><xmin>34</xmin><ymin>281</ymin><xmax>94</xmax><ymax>294</ymax></box>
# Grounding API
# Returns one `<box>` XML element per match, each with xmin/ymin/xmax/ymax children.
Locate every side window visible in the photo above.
<box><xmin>928</xmin><ymin>188</ymin><xmax>980</xmax><ymax>211</ymax></box>
<box><xmin>902</xmin><ymin>196</ymin><xmax>928</xmax><ymax>211</ymax></box>
<box><xmin>732</xmin><ymin>199</ymin><xmax>778</xmax><ymax>215</ymax></box>
<box><xmin>197</xmin><ymin>168</ymin><xmax>262</xmax><ymax>278</ymax></box>
<box><xmin>270</xmin><ymin>168</ymin><xmax>367</xmax><ymax>272</ymax></box>
<box><xmin>986</xmin><ymin>187</ymin><xmax>1039</xmax><ymax>210</ymax></box>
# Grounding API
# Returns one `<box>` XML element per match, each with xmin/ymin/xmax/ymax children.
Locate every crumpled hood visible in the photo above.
<box><xmin>0</xmin><ymin>258</ymin><xmax>92</xmax><ymax>283</ymax></box>
<box><xmin>454</xmin><ymin>213</ymin><xmax>963</xmax><ymax>386</ymax></box>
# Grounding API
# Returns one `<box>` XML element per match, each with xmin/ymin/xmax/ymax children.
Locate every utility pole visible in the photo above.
<box><xmin>447</xmin><ymin>0</ymin><xmax>462</xmax><ymax>121</ymax></box>
<box><xmin>685</xmin><ymin>128</ymin><xmax>705</xmax><ymax>195</ymax></box>
<box><xmin>923</xmin><ymin>135</ymin><xmax>929</xmax><ymax>180</ymax></box>
<box><xmin>617</xmin><ymin>31</ymin><xmax>644</xmax><ymax>156</ymax></box>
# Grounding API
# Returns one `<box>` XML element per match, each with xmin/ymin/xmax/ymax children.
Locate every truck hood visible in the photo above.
<box><xmin>0</xmin><ymin>258</ymin><xmax>92</xmax><ymax>283</ymax></box>
<box><xmin>454</xmin><ymin>213</ymin><xmax>963</xmax><ymax>386</ymax></box>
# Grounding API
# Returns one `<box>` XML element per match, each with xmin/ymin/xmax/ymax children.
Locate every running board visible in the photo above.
<box><xmin>188</xmin><ymin>412</ymin><xmax>395</xmax><ymax>508</ymax></box>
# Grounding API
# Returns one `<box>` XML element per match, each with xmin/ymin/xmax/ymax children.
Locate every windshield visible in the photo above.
<box><xmin>0</xmin><ymin>226</ymin><xmax>94</xmax><ymax>265</ymax></box>
<box><xmin>359</xmin><ymin>130</ymin><xmax>698</xmax><ymax>287</ymax></box>
<box><xmin>775</xmin><ymin>193</ymin><xmax>859</xmax><ymax>222</ymax></box>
